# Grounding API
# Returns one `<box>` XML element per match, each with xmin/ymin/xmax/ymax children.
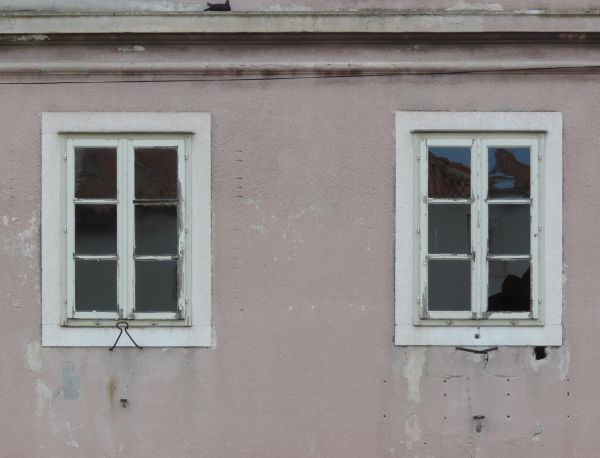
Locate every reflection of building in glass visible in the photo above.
<box><xmin>428</xmin><ymin>151</ymin><xmax>470</xmax><ymax>198</ymax></box>
<box><xmin>489</xmin><ymin>148</ymin><xmax>530</xmax><ymax>196</ymax></box>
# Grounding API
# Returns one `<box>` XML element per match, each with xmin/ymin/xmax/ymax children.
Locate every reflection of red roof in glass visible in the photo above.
<box><xmin>428</xmin><ymin>151</ymin><xmax>470</xmax><ymax>198</ymax></box>
<box><xmin>490</xmin><ymin>149</ymin><xmax>530</xmax><ymax>196</ymax></box>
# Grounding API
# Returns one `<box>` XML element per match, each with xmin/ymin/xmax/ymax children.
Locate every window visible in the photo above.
<box><xmin>395</xmin><ymin>112</ymin><xmax>562</xmax><ymax>346</ymax></box>
<box><xmin>42</xmin><ymin>113</ymin><xmax>211</xmax><ymax>347</ymax></box>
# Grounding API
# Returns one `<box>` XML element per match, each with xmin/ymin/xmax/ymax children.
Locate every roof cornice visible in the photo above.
<box><xmin>2</xmin><ymin>10</ymin><xmax>600</xmax><ymax>36</ymax></box>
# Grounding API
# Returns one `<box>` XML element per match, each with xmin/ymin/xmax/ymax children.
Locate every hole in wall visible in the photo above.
<box><xmin>534</xmin><ymin>346</ymin><xmax>547</xmax><ymax>360</ymax></box>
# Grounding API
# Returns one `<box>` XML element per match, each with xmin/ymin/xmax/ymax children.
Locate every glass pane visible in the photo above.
<box><xmin>135</xmin><ymin>260</ymin><xmax>178</xmax><ymax>312</ymax></box>
<box><xmin>428</xmin><ymin>260</ymin><xmax>471</xmax><ymax>311</ymax></box>
<box><xmin>75</xmin><ymin>205</ymin><xmax>117</xmax><ymax>255</ymax></box>
<box><xmin>135</xmin><ymin>147</ymin><xmax>178</xmax><ymax>199</ymax></box>
<box><xmin>75</xmin><ymin>147</ymin><xmax>117</xmax><ymax>199</ymax></box>
<box><xmin>488</xmin><ymin>260</ymin><xmax>530</xmax><ymax>312</ymax></box>
<box><xmin>428</xmin><ymin>204</ymin><xmax>471</xmax><ymax>254</ymax></box>
<box><xmin>488</xmin><ymin>147</ymin><xmax>530</xmax><ymax>199</ymax></box>
<box><xmin>135</xmin><ymin>206</ymin><xmax>178</xmax><ymax>255</ymax></box>
<box><xmin>75</xmin><ymin>260</ymin><xmax>117</xmax><ymax>312</ymax></box>
<box><xmin>428</xmin><ymin>147</ymin><xmax>471</xmax><ymax>199</ymax></box>
<box><xmin>489</xmin><ymin>205</ymin><xmax>530</xmax><ymax>255</ymax></box>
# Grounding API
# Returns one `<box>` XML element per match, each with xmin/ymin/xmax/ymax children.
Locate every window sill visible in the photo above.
<box><xmin>395</xmin><ymin>323</ymin><xmax>562</xmax><ymax>346</ymax></box>
<box><xmin>42</xmin><ymin>323</ymin><xmax>211</xmax><ymax>347</ymax></box>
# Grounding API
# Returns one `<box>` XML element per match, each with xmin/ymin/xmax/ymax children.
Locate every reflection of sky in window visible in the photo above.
<box><xmin>488</xmin><ymin>147</ymin><xmax>530</xmax><ymax>189</ymax></box>
<box><xmin>429</xmin><ymin>147</ymin><xmax>471</xmax><ymax>168</ymax></box>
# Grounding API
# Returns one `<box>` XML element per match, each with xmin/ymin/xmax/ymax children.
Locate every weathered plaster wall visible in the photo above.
<box><xmin>0</xmin><ymin>40</ymin><xmax>597</xmax><ymax>456</ymax></box>
<box><xmin>0</xmin><ymin>0</ymin><xmax>598</xmax><ymax>12</ymax></box>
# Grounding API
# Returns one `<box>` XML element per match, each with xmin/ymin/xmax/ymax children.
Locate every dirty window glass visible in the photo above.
<box><xmin>75</xmin><ymin>147</ymin><xmax>117</xmax><ymax>199</ymax></box>
<box><xmin>135</xmin><ymin>147</ymin><xmax>178</xmax><ymax>200</ymax></box>
<box><xmin>428</xmin><ymin>204</ymin><xmax>471</xmax><ymax>254</ymax></box>
<box><xmin>75</xmin><ymin>260</ymin><xmax>118</xmax><ymax>312</ymax></box>
<box><xmin>135</xmin><ymin>260</ymin><xmax>178</xmax><ymax>312</ymax></box>
<box><xmin>428</xmin><ymin>260</ymin><xmax>471</xmax><ymax>311</ymax></box>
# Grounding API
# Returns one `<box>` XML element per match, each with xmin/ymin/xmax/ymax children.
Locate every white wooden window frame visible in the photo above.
<box><xmin>42</xmin><ymin>113</ymin><xmax>211</xmax><ymax>347</ymax></box>
<box><xmin>395</xmin><ymin>112</ymin><xmax>562</xmax><ymax>346</ymax></box>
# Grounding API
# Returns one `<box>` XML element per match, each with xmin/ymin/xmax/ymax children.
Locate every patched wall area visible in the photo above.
<box><xmin>0</xmin><ymin>39</ymin><xmax>597</xmax><ymax>457</ymax></box>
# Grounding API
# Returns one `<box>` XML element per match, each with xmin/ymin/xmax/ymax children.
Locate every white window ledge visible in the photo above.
<box><xmin>42</xmin><ymin>112</ymin><xmax>211</xmax><ymax>347</ymax></box>
<box><xmin>395</xmin><ymin>111</ymin><xmax>563</xmax><ymax>346</ymax></box>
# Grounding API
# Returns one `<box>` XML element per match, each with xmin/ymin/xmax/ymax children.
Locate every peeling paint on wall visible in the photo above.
<box><xmin>402</xmin><ymin>348</ymin><xmax>426</xmax><ymax>404</ymax></box>
<box><xmin>25</xmin><ymin>341</ymin><xmax>41</xmax><ymax>372</ymax></box>
<box><xmin>62</xmin><ymin>363</ymin><xmax>80</xmax><ymax>402</ymax></box>
<box><xmin>118</xmin><ymin>45</ymin><xmax>146</xmax><ymax>52</ymax></box>
<box><xmin>65</xmin><ymin>422</ymin><xmax>80</xmax><ymax>448</ymax></box>
<box><xmin>404</xmin><ymin>413</ymin><xmax>422</xmax><ymax>450</ymax></box>
<box><xmin>35</xmin><ymin>379</ymin><xmax>56</xmax><ymax>418</ymax></box>
<box><xmin>16</xmin><ymin>216</ymin><xmax>38</xmax><ymax>259</ymax></box>
<box><xmin>446</xmin><ymin>0</ymin><xmax>503</xmax><ymax>11</ymax></box>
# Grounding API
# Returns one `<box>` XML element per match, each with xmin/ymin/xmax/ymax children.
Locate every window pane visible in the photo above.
<box><xmin>428</xmin><ymin>260</ymin><xmax>471</xmax><ymax>311</ymax></box>
<box><xmin>75</xmin><ymin>147</ymin><xmax>117</xmax><ymax>199</ymax></box>
<box><xmin>135</xmin><ymin>260</ymin><xmax>178</xmax><ymax>312</ymax></box>
<box><xmin>75</xmin><ymin>260</ymin><xmax>117</xmax><ymax>312</ymax></box>
<box><xmin>75</xmin><ymin>205</ymin><xmax>117</xmax><ymax>255</ymax></box>
<box><xmin>488</xmin><ymin>147</ymin><xmax>530</xmax><ymax>199</ymax></box>
<box><xmin>489</xmin><ymin>205</ymin><xmax>530</xmax><ymax>255</ymax></box>
<box><xmin>488</xmin><ymin>260</ymin><xmax>530</xmax><ymax>312</ymax></box>
<box><xmin>428</xmin><ymin>204</ymin><xmax>471</xmax><ymax>254</ymax></box>
<box><xmin>428</xmin><ymin>147</ymin><xmax>471</xmax><ymax>199</ymax></box>
<box><xmin>135</xmin><ymin>206</ymin><xmax>178</xmax><ymax>255</ymax></box>
<box><xmin>135</xmin><ymin>147</ymin><xmax>178</xmax><ymax>199</ymax></box>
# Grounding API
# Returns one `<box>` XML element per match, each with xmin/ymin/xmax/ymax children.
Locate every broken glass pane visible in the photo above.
<box><xmin>75</xmin><ymin>260</ymin><xmax>117</xmax><ymax>312</ymax></box>
<box><xmin>428</xmin><ymin>260</ymin><xmax>471</xmax><ymax>311</ymax></box>
<box><xmin>135</xmin><ymin>260</ymin><xmax>178</xmax><ymax>312</ymax></box>
<box><xmin>428</xmin><ymin>147</ymin><xmax>471</xmax><ymax>199</ymax></box>
<box><xmin>488</xmin><ymin>204</ymin><xmax>530</xmax><ymax>255</ymax></box>
<box><xmin>75</xmin><ymin>205</ymin><xmax>117</xmax><ymax>255</ymax></box>
<box><xmin>135</xmin><ymin>147</ymin><xmax>178</xmax><ymax>200</ymax></box>
<box><xmin>488</xmin><ymin>147</ymin><xmax>530</xmax><ymax>199</ymax></box>
<box><xmin>75</xmin><ymin>147</ymin><xmax>117</xmax><ymax>199</ymax></box>
<box><xmin>428</xmin><ymin>204</ymin><xmax>471</xmax><ymax>254</ymax></box>
<box><xmin>488</xmin><ymin>260</ymin><xmax>531</xmax><ymax>312</ymax></box>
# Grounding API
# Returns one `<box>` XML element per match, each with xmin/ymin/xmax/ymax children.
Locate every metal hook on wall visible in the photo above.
<box><xmin>109</xmin><ymin>321</ymin><xmax>144</xmax><ymax>351</ymax></box>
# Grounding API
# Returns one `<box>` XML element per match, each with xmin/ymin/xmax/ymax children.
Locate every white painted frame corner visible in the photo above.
<box><xmin>42</xmin><ymin>112</ymin><xmax>211</xmax><ymax>347</ymax></box>
<box><xmin>395</xmin><ymin>111</ymin><xmax>563</xmax><ymax>346</ymax></box>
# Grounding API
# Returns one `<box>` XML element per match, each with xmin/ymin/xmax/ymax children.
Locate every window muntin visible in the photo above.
<box><xmin>66</xmin><ymin>137</ymin><xmax>187</xmax><ymax>323</ymax></box>
<box><xmin>418</xmin><ymin>135</ymin><xmax>539</xmax><ymax>324</ymax></box>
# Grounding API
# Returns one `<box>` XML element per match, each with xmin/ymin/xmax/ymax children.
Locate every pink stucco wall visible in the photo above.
<box><xmin>0</xmin><ymin>38</ymin><xmax>597</xmax><ymax>456</ymax></box>
<box><xmin>0</xmin><ymin>0</ymin><xmax>598</xmax><ymax>11</ymax></box>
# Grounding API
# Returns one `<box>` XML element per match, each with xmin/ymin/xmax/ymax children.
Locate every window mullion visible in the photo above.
<box><xmin>470</xmin><ymin>138</ymin><xmax>483</xmax><ymax>319</ymax></box>
<box><xmin>117</xmin><ymin>139</ymin><xmax>132</xmax><ymax>319</ymax></box>
<box><xmin>478</xmin><ymin>139</ymin><xmax>489</xmax><ymax>319</ymax></box>
<box><xmin>127</xmin><ymin>138</ymin><xmax>136</xmax><ymax>319</ymax></box>
<box><xmin>470</xmin><ymin>138</ymin><xmax>479</xmax><ymax>319</ymax></box>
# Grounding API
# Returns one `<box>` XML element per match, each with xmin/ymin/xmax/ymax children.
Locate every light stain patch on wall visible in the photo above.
<box><xmin>25</xmin><ymin>341</ymin><xmax>41</xmax><ymax>372</ymax></box>
<box><xmin>35</xmin><ymin>379</ymin><xmax>56</xmax><ymax>417</ymax></box>
<box><xmin>62</xmin><ymin>363</ymin><xmax>80</xmax><ymax>402</ymax></box>
<box><xmin>404</xmin><ymin>413</ymin><xmax>422</xmax><ymax>450</ymax></box>
<box><xmin>402</xmin><ymin>348</ymin><xmax>426</xmax><ymax>404</ymax></box>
